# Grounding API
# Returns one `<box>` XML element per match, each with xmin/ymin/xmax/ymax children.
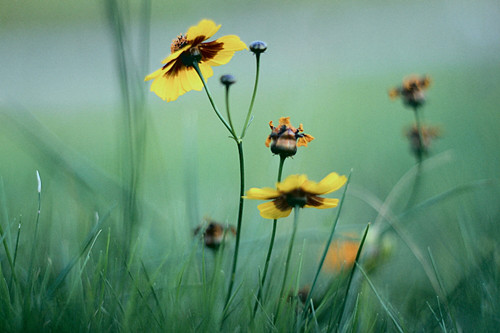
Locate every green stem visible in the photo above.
<box><xmin>252</xmin><ymin>155</ymin><xmax>286</xmax><ymax>316</ymax></box>
<box><xmin>302</xmin><ymin>171</ymin><xmax>352</xmax><ymax>319</ymax></box>
<box><xmin>275</xmin><ymin>206</ymin><xmax>300</xmax><ymax>321</ymax></box>
<box><xmin>223</xmin><ymin>141</ymin><xmax>245</xmax><ymax>308</ymax></box>
<box><xmin>191</xmin><ymin>62</ymin><xmax>234</xmax><ymax>138</ymax></box>
<box><xmin>241</xmin><ymin>53</ymin><xmax>261</xmax><ymax>139</ymax></box>
<box><xmin>413</xmin><ymin>106</ymin><xmax>424</xmax><ymax>163</ymax></box>
<box><xmin>224</xmin><ymin>85</ymin><xmax>238</xmax><ymax>140</ymax></box>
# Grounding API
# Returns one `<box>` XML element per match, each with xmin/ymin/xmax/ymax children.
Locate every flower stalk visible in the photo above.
<box><xmin>275</xmin><ymin>206</ymin><xmax>300</xmax><ymax>321</ymax></box>
<box><xmin>252</xmin><ymin>154</ymin><xmax>286</xmax><ymax>316</ymax></box>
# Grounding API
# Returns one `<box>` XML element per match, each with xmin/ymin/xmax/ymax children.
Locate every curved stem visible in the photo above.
<box><xmin>252</xmin><ymin>155</ymin><xmax>286</xmax><ymax>316</ymax></box>
<box><xmin>191</xmin><ymin>62</ymin><xmax>234</xmax><ymax>137</ymax></box>
<box><xmin>224</xmin><ymin>141</ymin><xmax>245</xmax><ymax>307</ymax></box>
<box><xmin>275</xmin><ymin>206</ymin><xmax>300</xmax><ymax>321</ymax></box>
<box><xmin>241</xmin><ymin>54</ymin><xmax>261</xmax><ymax>138</ymax></box>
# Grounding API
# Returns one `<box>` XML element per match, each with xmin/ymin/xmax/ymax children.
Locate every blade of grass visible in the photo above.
<box><xmin>46</xmin><ymin>206</ymin><xmax>115</xmax><ymax>298</ymax></box>
<box><xmin>302</xmin><ymin>170</ymin><xmax>352</xmax><ymax>319</ymax></box>
<box><xmin>336</xmin><ymin>223</ymin><xmax>370</xmax><ymax>329</ymax></box>
<box><xmin>357</xmin><ymin>264</ymin><xmax>405</xmax><ymax>333</ymax></box>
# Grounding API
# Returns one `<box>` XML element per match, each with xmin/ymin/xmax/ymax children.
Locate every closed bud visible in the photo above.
<box><xmin>249</xmin><ymin>40</ymin><xmax>267</xmax><ymax>54</ymax></box>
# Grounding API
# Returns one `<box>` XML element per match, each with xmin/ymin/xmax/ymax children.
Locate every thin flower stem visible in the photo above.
<box><xmin>224</xmin><ymin>85</ymin><xmax>238</xmax><ymax>140</ymax></box>
<box><xmin>302</xmin><ymin>170</ymin><xmax>352</xmax><ymax>319</ymax></box>
<box><xmin>413</xmin><ymin>106</ymin><xmax>424</xmax><ymax>163</ymax></box>
<box><xmin>191</xmin><ymin>61</ymin><xmax>246</xmax><ymax>316</ymax></box>
<box><xmin>241</xmin><ymin>53</ymin><xmax>261</xmax><ymax>139</ymax></box>
<box><xmin>252</xmin><ymin>155</ymin><xmax>286</xmax><ymax>317</ymax></box>
<box><xmin>275</xmin><ymin>206</ymin><xmax>300</xmax><ymax>322</ymax></box>
<box><xmin>191</xmin><ymin>62</ymin><xmax>234</xmax><ymax>138</ymax></box>
<box><xmin>224</xmin><ymin>141</ymin><xmax>245</xmax><ymax>308</ymax></box>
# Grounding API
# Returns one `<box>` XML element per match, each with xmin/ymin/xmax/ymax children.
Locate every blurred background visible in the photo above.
<box><xmin>1</xmin><ymin>0</ymin><xmax>499</xmax><ymax>330</ymax></box>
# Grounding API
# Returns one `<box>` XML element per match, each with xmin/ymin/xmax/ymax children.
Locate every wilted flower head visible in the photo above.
<box><xmin>405</xmin><ymin>124</ymin><xmax>440</xmax><ymax>158</ymax></box>
<box><xmin>265</xmin><ymin>117</ymin><xmax>314</xmax><ymax>158</ymax></box>
<box><xmin>244</xmin><ymin>172</ymin><xmax>347</xmax><ymax>219</ymax></box>
<box><xmin>145</xmin><ymin>19</ymin><xmax>247</xmax><ymax>102</ymax></box>
<box><xmin>389</xmin><ymin>75</ymin><xmax>431</xmax><ymax>108</ymax></box>
<box><xmin>194</xmin><ymin>219</ymin><xmax>236</xmax><ymax>250</ymax></box>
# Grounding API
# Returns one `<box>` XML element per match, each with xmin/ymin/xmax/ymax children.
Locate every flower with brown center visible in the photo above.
<box><xmin>244</xmin><ymin>172</ymin><xmax>347</xmax><ymax>219</ymax></box>
<box><xmin>389</xmin><ymin>75</ymin><xmax>431</xmax><ymax>108</ymax></box>
<box><xmin>145</xmin><ymin>19</ymin><xmax>247</xmax><ymax>102</ymax></box>
<box><xmin>265</xmin><ymin>117</ymin><xmax>314</xmax><ymax>157</ymax></box>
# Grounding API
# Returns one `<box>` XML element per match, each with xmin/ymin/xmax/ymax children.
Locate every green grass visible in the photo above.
<box><xmin>1</xmin><ymin>0</ymin><xmax>499</xmax><ymax>331</ymax></box>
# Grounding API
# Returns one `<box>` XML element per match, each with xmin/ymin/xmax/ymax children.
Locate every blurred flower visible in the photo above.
<box><xmin>405</xmin><ymin>123</ymin><xmax>441</xmax><ymax>158</ymax></box>
<box><xmin>145</xmin><ymin>19</ymin><xmax>247</xmax><ymax>102</ymax></box>
<box><xmin>244</xmin><ymin>172</ymin><xmax>347</xmax><ymax>219</ymax></box>
<box><xmin>322</xmin><ymin>238</ymin><xmax>359</xmax><ymax>272</ymax></box>
<box><xmin>265</xmin><ymin>117</ymin><xmax>314</xmax><ymax>158</ymax></box>
<box><xmin>389</xmin><ymin>75</ymin><xmax>431</xmax><ymax>108</ymax></box>
<box><xmin>194</xmin><ymin>219</ymin><xmax>236</xmax><ymax>250</ymax></box>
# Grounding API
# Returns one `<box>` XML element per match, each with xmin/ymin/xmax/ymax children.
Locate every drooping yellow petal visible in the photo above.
<box><xmin>257</xmin><ymin>201</ymin><xmax>292</xmax><ymax>219</ymax></box>
<box><xmin>144</xmin><ymin>67</ymin><xmax>165</xmax><ymax>82</ymax></box>
<box><xmin>184</xmin><ymin>67</ymin><xmax>204</xmax><ymax>91</ymax></box>
<box><xmin>304</xmin><ymin>197</ymin><xmax>339</xmax><ymax>209</ymax></box>
<box><xmin>277</xmin><ymin>174</ymin><xmax>308</xmax><ymax>193</ymax></box>
<box><xmin>198</xmin><ymin>62</ymin><xmax>214</xmax><ymax>81</ymax></box>
<box><xmin>244</xmin><ymin>187</ymin><xmax>281</xmax><ymax>200</ymax></box>
<box><xmin>187</xmin><ymin>19</ymin><xmax>221</xmax><ymax>41</ymax></box>
<box><xmin>302</xmin><ymin>173</ymin><xmax>347</xmax><ymax>195</ymax></box>
<box><xmin>203</xmin><ymin>35</ymin><xmax>247</xmax><ymax>66</ymax></box>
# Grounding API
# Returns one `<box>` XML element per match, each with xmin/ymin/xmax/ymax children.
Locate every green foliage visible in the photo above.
<box><xmin>1</xmin><ymin>0</ymin><xmax>499</xmax><ymax>332</ymax></box>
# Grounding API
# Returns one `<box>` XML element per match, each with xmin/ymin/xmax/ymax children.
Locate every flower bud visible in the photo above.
<box><xmin>249</xmin><ymin>40</ymin><xmax>267</xmax><ymax>54</ymax></box>
<box><xmin>220</xmin><ymin>74</ymin><xmax>237</xmax><ymax>86</ymax></box>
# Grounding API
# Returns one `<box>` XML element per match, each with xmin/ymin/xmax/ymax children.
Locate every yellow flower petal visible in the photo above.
<box><xmin>187</xmin><ymin>19</ymin><xmax>221</xmax><ymax>41</ymax></box>
<box><xmin>257</xmin><ymin>201</ymin><xmax>292</xmax><ymax>219</ymax></box>
<box><xmin>244</xmin><ymin>187</ymin><xmax>281</xmax><ymax>200</ymax></box>
<box><xmin>203</xmin><ymin>35</ymin><xmax>247</xmax><ymax>66</ymax></box>
<box><xmin>304</xmin><ymin>197</ymin><xmax>339</xmax><ymax>209</ymax></box>
<box><xmin>297</xmin><ymin>134</ymin><xmax>315</xmax><ymax>147</ymax></box>
<box><xmin>277</xmin><ymin>174</ymin><xmax>308</xmax><ymax>193</ymax></box>
<box><xmin>301</xmin><ymin>173</ymin><xmax>347</xmax><ymax>195</ymax></box>
<box><xmin>144</xmin><ymin>67</ymin><xmax>164</xmax><ymax>82</ymax></box>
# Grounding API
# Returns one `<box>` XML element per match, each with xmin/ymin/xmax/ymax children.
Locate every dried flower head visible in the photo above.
<box><xmin>265</xmin><ymin>117</ymin><xmax>314</xmax><ymax>158</ymax></box>
<box><xmin>145</xmin><ymin>19</ymin><xmax>247</xmax><ymax>102</ymax></box>
<box><xmin>244</xmin><ymin>172</ymin><xmax>347</xmax><ymax>219</ymax></box>
<box><xmin>389</xmin><ymin>75</ymin><xmax>431</xmax><ymax>108</ymax></box>
<box><xmin>405</xmin><ymin>124</ymin><xmax>441</xmax><ymax>158</ymax></box>
<box><xmin>194</xmin><ymin>219</ymin><xmax>236</xmax><ymax>250</ymax></box>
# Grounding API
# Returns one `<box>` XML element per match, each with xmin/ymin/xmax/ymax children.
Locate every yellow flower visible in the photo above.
<box><xmin>244</xmin><ymin>173</ymin><xmax>347</xmax><ymax>219</ymax></box>
<box><xmin>145</xmin><ymin>19</ymin><xmax>247</xmax><ymax>102</ymax></box>
<box><xmin>389</xmin><ymin>75</ymin><xmax>431</xmax><ymax>108</ymax></box>
<box><xmin>265</xmin><ymin>117</ymin><xmax>315</xmax><ymax>157</ymax></box>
